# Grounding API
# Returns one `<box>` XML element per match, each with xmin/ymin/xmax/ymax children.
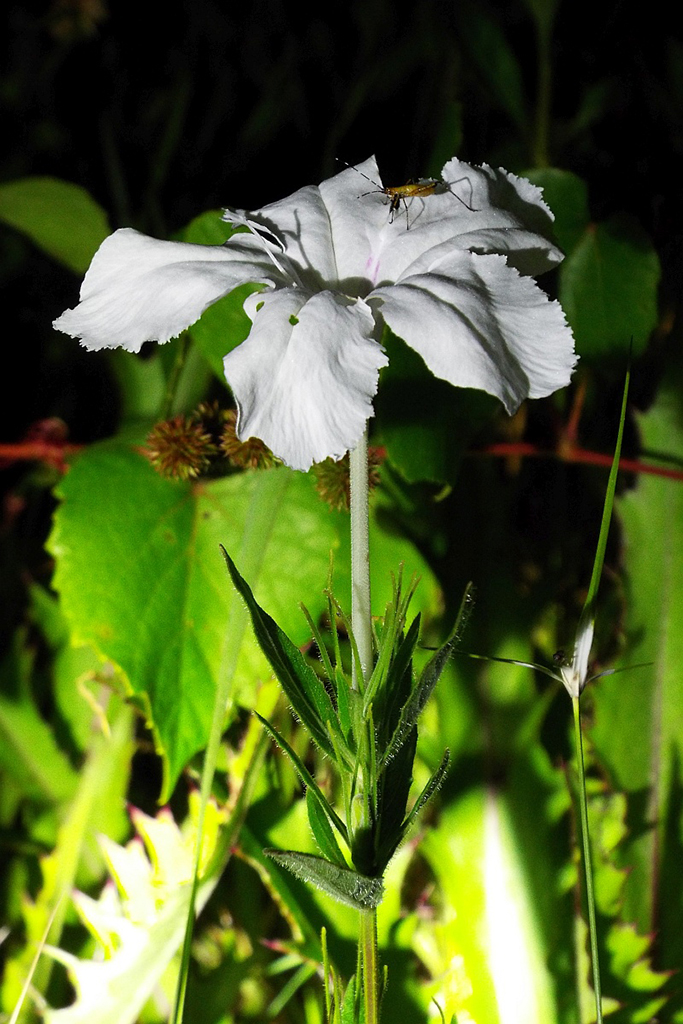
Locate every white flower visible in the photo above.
<box><xmin>559</xmin><ymin>609</ymin><xmax>595</xmax><ymax>698</ymax></box>
<box><xmin>54</xmin><ymin>156</ymin><xmax>577</xmax><ymax>471</ymax></box>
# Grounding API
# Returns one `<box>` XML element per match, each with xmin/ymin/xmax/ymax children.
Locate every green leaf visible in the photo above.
<box><xmin>400</xmin><ymin>749</ymin><xmax>450</xmax><ymax>839</ymax></box>
<box><xmin>265</xmin><ymin>850</ymin><xmax>384</xmax><ymax>910</ymax></box>
<box><xmin>48</xmin><ymin>439</ymin><xmax>338</xmax><ymax>799</ymax></box>
<box><xmin>340</xmin><ymin>974</ymin><xmax>360</xmax><ymax>1024</ymax></box>
<box><xmin>383</xmin><ymin>585</ymin><xmax>472</xmax><ymax>766</ymax></box>
<box><xmin>559</xmin><ymin>214</ymin><xmax>660</xmax><ymax>360</ymax></box>
<box><xmin>222</xmin><ymin>548</ymin><xmax>341</xmax><ymax>759</ymax></box>
<box><xmin>523</xmin><ymin>168</ymin><xmax>590</xmax><ymax>255</ymax></box>
<box><xmin>0</xmin><ymin>633</ymin><xmax>79</xmax><ymax>804</ymax></box>
<box><xmin>457</xmin><ymin>6</ymin><xmax>529</xmax><ymax>132</ymax></box>
<box><xmin>0</xmin><ymin>177</ymin><xmax>110</xmax><ymax>273</ymax></box>
<box><xmin>255</xmin><ymin>711</ymin><xmax>349</xmax><ymax>844</ymax></box>
<box><xmin>306</xmin><ymin>788</ymin><xmax>348</xmax><ymax>868</ymax></box>
<box><xmin>375</xmin><ymin>333</ymin><xmax>498</xmax><ymax>484</ymax></box>
<box><xmin>591</xmin><ymin>373</ymin><xmax>683</xmax><ymax>968</ymax></box>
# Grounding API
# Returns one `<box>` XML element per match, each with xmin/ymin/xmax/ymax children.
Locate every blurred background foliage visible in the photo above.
<box><xmin>1</xmin><ymin>0</ymin><xmax>682</xmax><ymax>1022</ymax></box>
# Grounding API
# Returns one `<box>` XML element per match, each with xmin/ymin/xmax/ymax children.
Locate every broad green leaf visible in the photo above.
<box><xmin>591</xmin><ymin>375</ymin><xmax>683</xmax><ymax>967</ymax></box>
<box><xmin>48</xmin><ymin>439</ymin><xmax>338</xmax><ymax>799</ymax></box>
<box><xmin>559</xmin><ymin>214</ymin><xmax>660</xmax><ymax>360</ymax></box>
<box><xmin>0</xmin><ymin>177</ymin><xmax>110</xmax><ymax>273</ymax></box>
<box><xmin>265</xmin><ymin>850</ymin><xmax>384</xmax><ymax>910</ymax></box>
<box><xmin>524</xmin><ymin>168</ymin><xmax>590</xmax><ymax>255</ymax></box>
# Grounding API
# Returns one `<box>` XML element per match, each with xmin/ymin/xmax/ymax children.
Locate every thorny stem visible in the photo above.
<box><xmin>572</xmin><ymin>695</ymin><xmax>603</xmax><ymax>1024</ymax></box>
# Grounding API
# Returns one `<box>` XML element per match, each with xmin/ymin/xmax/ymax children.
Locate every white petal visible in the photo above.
<box><xmin>572</xmin><ymin>611</ymin><xmax>595</xmax><ymax>692</ymax></box>
<box><xmin>369</xmin><ymin>251</ymin><xmax>576</xmax><ymax>413</ymax></box>
<box><xmin>318</xmin><ymin>157</ymin><xmax>400</xmax><ymax>283</ymax></box>
<box><xmin>53</xmin><ymin>227</ymin><xmax>279</xmax><ymax>351</ymax></box>
<box><xmin>230</xmin><ymin>158</ymin><xmax>396</xmax><ymax>293</ymax></box>
<box><xmin>223</xmin><ymin>289</ymin><xmax>387</xmax><ymax>471</ymax></box>
<box><xmin>316</xmin><ymin>156</ymin><xmax>556</xmax><ymax>290</ymax></box>
<box><xmin>225</xmin><ymin>185</ymin><xmax>339</xmax><ymax>289</ymax></box>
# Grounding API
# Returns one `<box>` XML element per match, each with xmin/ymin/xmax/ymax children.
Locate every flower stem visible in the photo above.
<box><xmin>160</xmin><ymin>330</ymin><xmax>191</xmax><ymax>419</ymax></box>
<box><xmin>360</xmin><ymin>907</ymin><xmax>379</xmax><ymax>1024</ymax></box>
<box><xmin>350</xmin><ymin>428</ymin><xmax>382</xmax><ymax>1023</ymax></box>
<box><xmin>349</xmin><ymin>428</ymin><xmax>372</xmax><ymax>688</ymax></box>
<box><xmin>572</xmin><ymin>695</ymin><xmax>603</xmax><ymax>1024</ymax></box>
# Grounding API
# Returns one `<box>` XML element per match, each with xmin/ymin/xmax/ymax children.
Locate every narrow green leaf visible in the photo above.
<box><xmin>585</xmin><ymin>360</ymin><xmax>631</xmax><ymax>612</ymax></box>
<box><xmin>341</xmin><ymin>974</ymin><xmax>360</xmax><ymax>1024</ymax></box>
<box><xmin>255</xmin><ymin>712</ymin><xmax>349</xmax><ymax>843</ymax></box>
<box><xmin>265</xmin><ymin>850</ymin><xmax>384</xmax><ymax>910</ymax></box>
<box><xmin>306</xmin><ymin>789</ymin><xmax>348</xmax><ymax>868</ymax></box>
<box><xmin>335</xmin><ymin>664</ymin><xmax>354</xmax><ymax>741</ymax></box>
<box><xmin>383</xmin><ymin>585</ymin><xmax>472</xmax><ymax>766</ymax></box>
<box><xmin>401</xmin><ymin>749</ymin><xmax>451</xmax><ymax>837</ymax></box>
<box><xmin>383</xmin><ymin>662</ymin><xmax>441</xmax><ymax>767</ymax></box>
<box><xmin>0</xmin><ymin>694</ymin><xmax>79</xmax><ymax>803</ymax></box>
<box><xmin>222</xmin><ymin>548</ymin><xmax>340</xmax><ymax>758</ymax></box>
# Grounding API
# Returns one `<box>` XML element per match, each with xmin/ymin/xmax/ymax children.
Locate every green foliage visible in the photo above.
<box><xmin>0</xmin><ymin>178</ymin><xmax>110</xmax><ymax>273</ymax></box>
<box><xmin>48</xmin><ymin>442</ymin><xmax>338</xmax><ymax>799</ymax></box>
<box><xmin>591</xmin><ymin>365</ymin><xmax>683</xmax><ymax>998</ymax></box>
<box><xmin>223</xmin><ymin>552</ymin><xmax>462</xmax><ymax>909</ymax></box>
<box><xmin>527</xmin><ymin>170</ymin><xmax>660</xmax><ymax>361</ymax></box>
<box><xmin>3</xmin><ymin>1</ymin><xmax>682</xmax><ymax>1020</ymax></box>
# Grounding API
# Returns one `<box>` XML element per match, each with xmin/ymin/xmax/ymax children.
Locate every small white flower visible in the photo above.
<box><xmin>559</xmin><ymin>609</ymin><xmax>595</xmax><ymax>698</ymax></box>
<box><xmin>54</xmin><ymin>156</ymin><xmax>577</xmax><ymax>471</ymax></box>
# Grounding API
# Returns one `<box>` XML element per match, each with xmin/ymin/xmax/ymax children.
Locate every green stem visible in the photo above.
<box><xmin>572</xmin><ymin>695</ymin><xmax>603</xmax><ymax>1024</ymax></box>
<box><xmin>160</xmin><ymin>331</ymin><xmax>191</xmax><ymax>419</ymax></box>
<box><xmin>360</xmin><ymin>908</ymin><xmax>379</xmax><ymax>1024</ymax></box>
<box><xmin>350</xmin><ymin>428</ymin><xmax>382</xmax><ymax>1023</ymax></box>
<box><xmin>349</xmin><ymin>428</ymin><xmax>372</xmax><ymax>688</ymax></box>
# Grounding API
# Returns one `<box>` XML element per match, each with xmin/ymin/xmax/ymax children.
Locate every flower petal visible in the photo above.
<box><xmin>228</xmin><ymin>158</ymin><xmax>397</xmax><ymax>294</ymax></box>
<box><xmin>53</xmin><ymin>227</ymin><xmax>279</xmax><ymax>351</ymax></box>
<box><xmin>369</xmin><ymin>251</ymin><xmax>576</xmax><ymax>413</ymax></box>
<box><xmin>368</xmin><ymin>158</ymin><xmax>564</xmax><ymax>286</ymax></box>
<box><xmin>223</xmin><ymin>289</ymin><xmax>387</xmax><ymax>471</ymax></box>
<box><xmin>225</xmin><ymin>185</ymin><xmax>339</xmax><ymax>291</ymax></box>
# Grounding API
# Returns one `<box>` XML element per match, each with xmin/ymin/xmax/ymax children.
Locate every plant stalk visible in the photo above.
<box><xmin>361</xmin><ymin>907</ymin><xmax>379</xmax><ymax>1024</ymax></box>
<box><xmin>572</xmin><ymin>695</ymin><xmax>603</xmax><ymax>1024</ymax></box>
<box><xmin>350</xmin><ymin>428</ymin><xmax>382</xmax><ymax>1023</ymax></box>
<box><xmin>349</xmin><ymin>428</ymin><xmax>372</xmax><ymax>688</ymax></box>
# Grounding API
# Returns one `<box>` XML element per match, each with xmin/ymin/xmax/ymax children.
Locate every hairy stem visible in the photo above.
<box><xmin>361</xmin><ymin>907</ymin><xmax>379</xmax><ymax>1024</ymax></box>
<box><xmin>350</xmin><ymin>428</ymin><xmax>372</xmax><ymax>688</ymax></box>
